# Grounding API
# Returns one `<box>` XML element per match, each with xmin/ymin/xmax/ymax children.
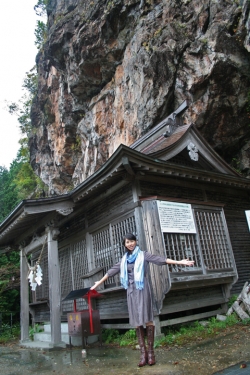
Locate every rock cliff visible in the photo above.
<box><xmin>30</xmin><ymin>0</ymin><xmax>250</xmax><ymax>194</ymax></box>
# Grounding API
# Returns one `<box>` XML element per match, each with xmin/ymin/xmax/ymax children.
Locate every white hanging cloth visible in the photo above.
<box><xmin>28</xmin><ymin>264</ymin><xmax>43</xmax><ymax>291</ymax></box>
<box><xmin>23</xmin><ymin>235</ymin><xmax>47</xmax><ymax>292</ymax></box>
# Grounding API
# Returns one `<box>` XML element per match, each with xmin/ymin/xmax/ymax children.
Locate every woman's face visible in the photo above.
<box><xmin>125</xmin><ymin>239</ymin><xmax>136</xmax><ymax>252</ymax></box>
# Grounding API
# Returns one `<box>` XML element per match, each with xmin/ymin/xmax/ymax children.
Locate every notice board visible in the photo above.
<box><xmin>157</xmin><ymin>201</ymin><xmax>197</xmax><ymax>234</ymax></box>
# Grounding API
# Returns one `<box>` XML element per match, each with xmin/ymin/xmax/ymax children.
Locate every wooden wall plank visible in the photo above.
<box><xmin>141</xmin><ymin>200</ymin><xmax>171</xmax><ymax>313</ymax></box>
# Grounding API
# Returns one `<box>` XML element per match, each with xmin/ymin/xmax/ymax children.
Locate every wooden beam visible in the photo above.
<box><xmin>160</xmin><ymin>308</ymin><xmax>223</xmax><ymax>327</ymax></box>
<box><xmin>13</xmin><ymin>211</ymin><xmax>57</xmax><ymax>246</ymax></box>
<box><xmin>122</xmin><ymin>156</ymin><xmax>135</xmax><ymax>176</ymax></box>
<box><xmin>101</xmin><ymin>323</ymin><xmax>132</xmax><ymax>329</ymax></box>
<box><xmin>24</xmin><ymin>201</ymin><xmax>74</xmax><ymax>215</ymax></box>
<box><xmin>20</xmin><ymin>249</ymin><xmax>30</xmax><ymax>343</ymax></box>
<box><xmin>47</xmin><ymin>227</ymin><xmax>62</xmax><ymax>345</ymax></box>
<box><xmin>24</xmin><ymin>234</ymin><xmax>47</xmax><ymax>255</ymax></box>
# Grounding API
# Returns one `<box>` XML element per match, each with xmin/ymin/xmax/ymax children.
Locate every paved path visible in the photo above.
<box><xmin>213</xmin><ymin>362</ymin><xmax>250</xmax><ymax>375</ymax></box>
<box><xmin>1</xmin><ymin>325</ymin><xmax>250</xmax><ymax>374</ymax></box>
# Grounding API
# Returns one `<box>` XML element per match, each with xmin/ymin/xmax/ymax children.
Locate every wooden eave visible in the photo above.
<box><xmin>130</xmin><ymin>100</ymin><xmax>189</xmax><ymax>152</ymax></box>
<box><xmin>0</xmin><ymin>196</ymin><xmax>74</xmax><ymax>248</ymax></box>
<box><xmin>1</xmin><ymin>145</ymin><xmax>250</xmax><ymax>249</ymax></box>
<box><xmin>70</xmin><ymin>145</ymin><xmax>250</xmax><ymax>204</ymax></box>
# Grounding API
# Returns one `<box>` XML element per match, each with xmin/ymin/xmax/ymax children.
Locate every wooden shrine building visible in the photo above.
<box><xmin>1</xmin><ymin>101</ymin><xmax>250</xmax><ymax>347</ymax></box>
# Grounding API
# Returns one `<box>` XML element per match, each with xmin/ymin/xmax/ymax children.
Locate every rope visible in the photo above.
<box><xmin>36</xmin><ymin>235</ymin><xmax>47</xmax><ymax>266</ymax></box>
<box><xmin>22</xmin><ymin>235</ymin><xmax>47</xmax><ymax>273</ymax></box>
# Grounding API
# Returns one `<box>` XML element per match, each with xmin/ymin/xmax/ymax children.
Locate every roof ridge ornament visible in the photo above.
<box><xmin>163</xmin><ymin>100</ymin><xmax>189</xmax><ymax>138</ymax></box>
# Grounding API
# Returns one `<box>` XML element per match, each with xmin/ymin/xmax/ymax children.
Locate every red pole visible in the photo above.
<box><xmin>88</xmin><ymin>292</ymin><xmax>94</xmax><ymax>333</ymax></box>
<box><xmin>73</xmin><ymin>299</ymin><xmax>77</xmax><ymax>313</ymax></box>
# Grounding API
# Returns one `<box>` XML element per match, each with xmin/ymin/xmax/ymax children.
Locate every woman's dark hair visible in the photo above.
<box><xmin>122</xmin><ymin>233</ymin><xmax>137</xmax><ymax>246</ymax></box>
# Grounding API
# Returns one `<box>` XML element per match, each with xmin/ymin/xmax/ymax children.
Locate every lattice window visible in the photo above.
<box><xmin>194</xmin><ymin>209</ymin><xmax>233</xmax><ymax>270</ymax></box>
<box><xmin>163</xmin><ymin>205</ymin><xmax>233</xmax><ymax>275</ymax></box>
<box><xmin>59</xmin><ymin>246</ymin><xmax>73</xmax><ymax>312</ymax></box>
<box><xmin>71</xmin><ymin>239</ymin><xmax>88</xmax><ymax>310</ymax></box>
<box><xmin>72</xmin><ymin>239</ymin><xmax>88</xmax><ymax>289</ymax></box>
<box><xmin>112</xmin><ymin>216</ymin><xmax>137</xmax><ymax>263</ymax></box>
<box><xmin>93</xmin><ymin>227</ymin><xmax>113</xmax><ymax>286</ymax></box>
<box><xmin>92</xmin><ymin>214</ymin><xmax>137</xmax><ymax>288</ymax></box>
<box><xmin>163</xmin><ymin>233</ymin><xmax>202</xmax><ymax>273</ymax></box>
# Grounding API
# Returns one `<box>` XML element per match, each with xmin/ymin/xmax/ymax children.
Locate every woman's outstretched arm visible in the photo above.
<box><xmin>90</xmin><ymin>274</ymin><xmax>109</xmax><ymax>290</ymax></box>
<box><xmin>166</xmin><ymin>258</ymin><xmax>195</xmax><ymax>266</ymax></box>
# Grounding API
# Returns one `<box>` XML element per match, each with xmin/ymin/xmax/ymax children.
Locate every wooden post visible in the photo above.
<box><xmin>20</xmin><ymin>247</ymin><xmax>30</xmax><ymax>342</ymax></box>
<box><xmin>86</xmin><ymin>232</ymin><xmax>94</xmax><ymax>271</ymax></box>
<box><xmin>153</xmin><ymin>315</ymin><xmax>164</xmax><ymax>338</ymax></box>
<box><xmin>132</xmin><ymin>179</ymin><xmax>147</xmax><ymax>249</ymax></box>
<box><xmin>46</xmin><ymin>225</ymin><xmax>62</xmax><ymax>345</ymax></box>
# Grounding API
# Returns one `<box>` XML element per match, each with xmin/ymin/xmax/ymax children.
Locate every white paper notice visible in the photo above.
<box><xmin>157</xmin><ymin>201</ymin><xmax>197</xmax><ymax>234</ymax></box>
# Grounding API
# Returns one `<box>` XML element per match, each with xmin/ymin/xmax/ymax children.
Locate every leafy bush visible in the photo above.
<box><xmin>100</xmin><ymin>314</ymin><xmax>247</xmax><ymax>349</ymax></box>
<box><xmin>157</xmin><ymin>314</ymin><xmax>241</xmax><ymax>347</ymax></box>
<box><xmin>29</xmin><ymin>324</ymin><xmax>43</xmax><ymax>340</ymax></box>
<box><xmin>102</xmin><ymin>328</ymin><xmax>137</xmax><ymax>346</ymax></box>
<box><xmin>228</xmin><ymin>294</ymin><xmax>238</xmax><ymax>308</ymax></box>
<box><xmin>0</xmin><ymin>323</ymin><xmax>20</xmax><ymax>344</ymax></box>
<box><xmin>119</xmin><ymin>329</ymin><xmax>136</xmax><ymax>346</ymax></box>
<box><xmin>0</xmin><ymin>252</ymin><xmax>20</xmax><ymax>313</ymax></box>
<box><xmin>102</xmin><ymin>329</ymin><xmax>120</xmax><ymax>343</ymax></box>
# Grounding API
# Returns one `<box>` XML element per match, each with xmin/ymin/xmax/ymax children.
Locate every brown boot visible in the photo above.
<box><xmin>146</xmin><ymin>325</ymin><xmax>156</xmax><ymax>365</ymax></box>
<box><xmin>136</xmin><ymin>326</ymin><xmax>148</xmax><ymax>367</ymax></box>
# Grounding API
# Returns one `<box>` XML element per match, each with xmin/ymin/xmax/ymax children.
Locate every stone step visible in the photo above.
<box><xmin>34</xmin><ymin>331</ymin><xmax>83</xmax><ymax>346</ymax></box>
<box><xmin>34</xmin><ymin>324</ymin><xmax>99</xmax><ymax>346</ymax></box>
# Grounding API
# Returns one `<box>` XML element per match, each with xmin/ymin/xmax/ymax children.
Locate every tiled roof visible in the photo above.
<box><xmin>140</xmin><ymin>124</ymin><xmax>191</xmax><ymax>155</ymax></box>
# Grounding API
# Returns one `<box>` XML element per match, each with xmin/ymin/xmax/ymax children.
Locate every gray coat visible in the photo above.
<box><xmin>107</xmin><ymin>251</ymin><xmax>167</xmax><ymax>327</ymax></box>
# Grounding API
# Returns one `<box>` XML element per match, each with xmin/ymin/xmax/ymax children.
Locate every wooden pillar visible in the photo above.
<box><xmin>86</xmin><ymin>232</ymin><xmax>94</xmax><ymax>271</ymax></box>
<box><xmin>20</xmin><ymin>247</ymin><xmax>30</xmax><ymax>342</ymax></box>
<box><xmin>153</xmin><ymin>316</ymin><xmax>164</xmax><ymax>338</ymax></box>
<box><xmin>131</xmin><ymin>179</ymin><xmax>147</xmax><ymax>249</ymax></box>
<box><xmin>46</xmin><ymin>225</ymin><xmax>62</xmax><ymax>345</ymax></box>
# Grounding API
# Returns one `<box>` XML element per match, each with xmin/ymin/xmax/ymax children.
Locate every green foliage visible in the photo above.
<box><xmin>0</xmin><ymin>151</ymin><xmax>46</xmax><ymax>224</ymax></box>
<box><xmin>8</xmin><ymin>66</ymin><xmax>37</xmax><ymax>140</ymax></box>
<box><xmin>102</xmin><ymin>329</ymin><xmax>120</xmax><ymax>343</ymax></box>
<box><xmin>34</xmin><ymin>20</ymin><xmax>47</xmax><ymax>50</ymax></box>
<box><xmin>34</xmin><ymin>0</ymin><xmax>48</xmax><ymax>49</ymax></box>
<box><xmin>228</xmin><ymin>294</ymin><xmax>238</xmax><ymax>308</ymax></box>
<box><xmin>0</xmin><ymin>251</ymin><xmax>20</xmax><ymax>313</ymax></box>
<box><xmin>0</xmin><ymin>162</ymin><xmax>21</xmax><ymax>223</ymax></box>
<box><xmin>119</xmin><ymin>329</ymin><xmax>136</xmax><ymax>346</ymax></box>
<box><xmin>29</xmin><ymin>324</ymin><xmax>43</xmax><ymax>340</ymax></box>
<box><xmin>23</xmin><ymin>66</ymin><xmax>38</xmax><ymax>96</ymax></box>
<box><xmin>101</xmin><ymin>315</ymin><xmax>245</xmax><ymax>349</ymax></box>
<box><xmin>0</xmin><ymin>323</ymin><xmax>20</xmax><ymax>344</ymax></box>
<box><xmin>2</xmin><ymin>2</ymin><xmax>48</xmax><ymax>212</ymax></box>
<box><xmin>71</xmin><ymin>135</ymin><xmax>82</xmax><ymax>152</ymax></box>
<box><xmin>3</xmin><ymin>67</ymin><xmax>47</xmax><ymax>209</ymax></box>
<box><xmin>102</xmin><ymin>328</ymin><xmax>137</xmax><ymax>346</ymax></box>
<box><xmin>13</xmin><ymin>162</ymin><xmax>38</xmax><ymax>200</ymax></box>
<box><xmin>34</xmin><ymin>0</ymin><xmax>48</xmax><ymax>17</ymax></box>
<box><xmin>157</xmin><ymin>314</ymin><xmax>240</xmax><ymax>347</ymax></box>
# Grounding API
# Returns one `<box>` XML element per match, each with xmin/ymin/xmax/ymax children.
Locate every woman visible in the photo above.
<box><xmin>91</xmin><ymin>233</ymin><xmax>195</xmax><ymax>367</ymax></box>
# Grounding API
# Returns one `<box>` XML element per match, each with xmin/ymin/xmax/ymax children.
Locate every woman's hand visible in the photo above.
<box><xmin>90</xmin><ymin>274</ymin><xmax>108</xmax><ymax>290</ymax></box>
<box><xmin>90</xmin><ymin>281</ymin><xmax>99</xmax><ymax>290</ymax></box>
<box><xmin>180</xmin><ymin>259</ymin><xmax>195</xmax><ymax>266</ymax></box>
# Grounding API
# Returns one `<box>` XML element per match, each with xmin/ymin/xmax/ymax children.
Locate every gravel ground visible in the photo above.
<box><xmin>0</xmin><ymin>324</ymin><xmax>250</xmax><ymax>375</ymax></box>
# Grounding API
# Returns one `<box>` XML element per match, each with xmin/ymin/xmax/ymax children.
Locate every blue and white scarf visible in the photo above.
<box><xmin>120</xmin><ymin>246</ymin><xmax>144</xmax><ymax>290</ymax></box>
